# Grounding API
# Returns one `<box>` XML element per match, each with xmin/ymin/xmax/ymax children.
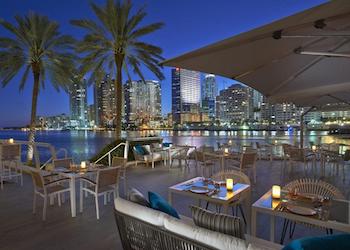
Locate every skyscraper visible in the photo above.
<box><xmin>171</xmin><ymin>68</ymin><xmax>201</xmax><ymax>124</ymax></box>
<box><xmin>94</xmin><ymin>74</ymin><xmax>117</xmax><ymax>127</ymax></box>
<box><xmin>216</xmin><ymin>84</ymin><xmax>253</xmax><ymax>124</ymax></box>
<box><xmin>69</xmin><ymin>78</ymin><xmax>88</xmax><ymax>128</ymax></box>
<box><xmin>201</xmin><ymin>74</ymin><xmax>217</xmax><ymax>120</ymax></box>
<box><xmin>124</xmin><ymin>80</ymin><xmax>161</xmax><ymax>127</ymax></box>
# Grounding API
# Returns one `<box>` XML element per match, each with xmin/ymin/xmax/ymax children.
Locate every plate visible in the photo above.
<box><xmin>286</xmin><ymin>205</ymin><xmax>316</xmax><ymax>216</ymax></box>
<box><xmin>190</xmin><ymin>186</ymin><xmax>210</xmax><ymax>194</ymax></box>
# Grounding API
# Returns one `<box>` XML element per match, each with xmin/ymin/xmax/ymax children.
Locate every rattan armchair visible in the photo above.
<box><xmin>80</xmin><ymin>167</ymin><xmax>120</xmax><ymax>219</ymax></box>
<box><xmin>228</xmin><ymin>151</ymin><xmax>258</xmax><ymax>183</ymax></box>
<box><xmin>280</xmin><ymin>178</ymin><xmax>345</xmax><ymax>244</ymax></box>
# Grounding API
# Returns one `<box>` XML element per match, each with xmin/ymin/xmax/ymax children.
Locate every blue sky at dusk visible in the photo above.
<box><xmin>0</xmin><ymin>0</ymin><xmax>326</xmax><ymax>127</ymax></box>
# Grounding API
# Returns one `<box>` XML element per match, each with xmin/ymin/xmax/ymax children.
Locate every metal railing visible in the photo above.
<box><xmin>94</xmin><ymin>142</ymin><xmax>128</xmax><ymax>167</ymax></box>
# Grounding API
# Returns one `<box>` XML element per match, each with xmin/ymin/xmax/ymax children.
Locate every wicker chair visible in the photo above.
<box><xmin>80</xmin><ymin>166</ymin><xmax>120</xmax><ymax>219</ymax></box>
<box><xmin>286</xmin><ymin>147</ymin><xmax>313</xmax><ymax>176</ymax></box>
<box><xmin>29</xmin><ymin>168</ymin><xmax>70</xmax><ymax>220</ymax></box>
<box><xmin>170</xmin><ymin>146</ymin><xmax>191</xmax><ymax>168</ymax></box>
<box><xmin>195</xmin><ymin>146</ymin><xmax>216</xmax><ymax>177</ymax></box>
<box><xmin>229</xmin><ymin>151</ymin><xmax>258</xmax><ymax>183</ymax></box>
<box><xmin>210</xmin><ymin>170</ymin><xmax>251</xmax><ymax>225</ymax></box>
<box><xmin>0</xmin><ymin>144</ymin><xmax>23</xmax><ymax>190</ymax></box>
<box><xmin>255</xmin><ymin>142</ymin><xmax>273</xmax><ymax>161</ymax></box>
<box><xmin>280</xmin><ymin>178</ymin><xmax>345</xmax><ymax>244</ymax></box>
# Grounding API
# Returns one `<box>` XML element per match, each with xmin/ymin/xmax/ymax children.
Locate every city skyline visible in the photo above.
<box><xmin>0</xmin><ymin>0</ymin><xmax>327</xmax><ymax>127</ymax></box>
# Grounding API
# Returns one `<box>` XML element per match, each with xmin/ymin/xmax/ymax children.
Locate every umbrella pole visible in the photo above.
<box><xmin>300</xmin><ymin>106</ymin><xmax>315</xmax><ymax>148</ymax></box>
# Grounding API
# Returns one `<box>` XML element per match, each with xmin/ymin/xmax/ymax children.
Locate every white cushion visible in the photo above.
<box><xmin>164</xmin><ymin>216</ymin><xmax>249</xmax><ymax>250</ymax></box>
<box><xmin>245</xmin><ymin>235</ymin><xmax>282</xmax><ymax>250</ymax></box>
<box><xmin>114</xmin><ymin>198</ymin><xmax>166</xmax><ymax>227</ymax></box>
<box><xmin>143</xmin><ymin>152</ymin><xmax>162</xmax><ymax>162</ymax></box>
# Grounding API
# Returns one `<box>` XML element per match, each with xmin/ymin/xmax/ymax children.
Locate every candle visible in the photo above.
<box><xmin>272</xmin><ymin>185</ymin><xmax>281</xmax><ymax>199</ymax></box>
<box><xmin>224</xmin><ymin>148</ymin><xmax>229</xmax><ymax>154</ymax></box>
<box><xmin>81</xmin><ymin>161</ymin><xmax>86</xmax><ymax>169</ymax></box>
<box><xmin>8</xmin><ymin>138</ymin><xmax>14</xmax><ymax>144</ymax></box>
<box><xmin>312</xmin><ymin>145</ymin><xmax>317</xmax><ymax>151</ymax></box>
<box><xmin>274</xmin><ymin>140</ymin><xmax>278</xmax><ymax>145</ymax></box>
<box><xmin>228</xmin><ymin>140</ymin><xmax>233</xmax><ymax>145</ymax></box>
<box><xmin>226</xmin><ymin>179</ymin><xmax>233</xmax><ymax>191</ymax></box>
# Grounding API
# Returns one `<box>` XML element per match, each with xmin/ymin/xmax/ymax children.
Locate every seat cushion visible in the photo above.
<box><xmin>114</xmin><ymin>197</ymin><xmax>166</xmax><ymax>227</ymax></box>
<box><xmin>148</xmin><ymin>191</ymin><xmax>180</xmax><ymax>219</ymax></box>
<box><xmin>164</xmin><ymin>215</ymin><xmax>248</xmax><ymax>250</ymax></box>
<box><xmin>143</xmin><ymin>152</ymin><xmax>162</xmax><ymax>162</ymax></box>
<box><xmin>191</xmin><ymin>205</ymin><xmax>244</xmax><ymax>239</ymax></box>
<box><xmin>282</xmin><ymin>234</ymin><xmax>350</xmax><ymax>250</ymax></box>
<box><xmin>127</xmin><ymin>188</ymin><xmax>150</xmax><ymax>207</ymax></box>
<box><xmin>134</xmin><ymin>145</ymin><xmax>148</xmax><ymax>155</ymax></box>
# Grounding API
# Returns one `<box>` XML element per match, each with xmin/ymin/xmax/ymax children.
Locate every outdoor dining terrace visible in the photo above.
<box><xmin>1</xmin><ymin>137</ymin><xmax>350</xmax><ymax>250</ymax></box>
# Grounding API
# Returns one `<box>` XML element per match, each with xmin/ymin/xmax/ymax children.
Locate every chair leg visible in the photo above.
<box><xmin>80</xmin><ymin>182</ymin><xmax>83</xmax><ymax>213</ymax></box>
<box><xmin>238</xmin><ymin>204</ymin><xmax>247</xmax><ymax>225</ymax></box>
<box><xmin>95</xmin><ymin>195</ymin><xmax>100</xmax><ymax>220</ymax></box>
<box><xmin>280</xmin><ymin>219</ymin><xmax>290</xmax><ymax>244</ymax></box>
<box><xmin>58</xmin><ymin>193</ymin><xmax>61</xmax><ymax>207</ymax></box>
<box><xmin>43</xmin><ymin>196</ymin><xmax>47</xmax><ymax>221</ymax></box>
<box><xmin>103</xmin><ymin>193</ymin><xmax>107</xmax><ymax>205</ymax></box>
<box><xmin>289</xmin><ymin>221</ymin><xmax>296</xmax><ymax>239</ymax></box>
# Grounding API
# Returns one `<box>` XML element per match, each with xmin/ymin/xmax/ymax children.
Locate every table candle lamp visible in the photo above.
<box><xmin>228</xmin><ymin>140</ymin><xmax>232</xmax><ymax>145</ymax></box>
<box><xmin>312</xmin><ymin>145</ymin><xmax>317</xmax><ymax>151</ymax></box>
<box><xmin>226</xmin><ymin>179</ymin><xmax>233</xmax><ymax>191</ymax></box>
<box><xmin>272</xmin><ymin>185</ymin><xmax>281</xmax><ymax>199</ymax></box>
<box><xmin>224</xmin><ymin>148</ymin><xmax>229</xmax><ymax>154</ymax></box>
<box><xmin>8</xmin><ymin>138</ymin><xmax>14</xmax><ymax>144</ymax></box>
<box><xmin>274</xmin><ymin>140</ymin><xmax>278</xmax><ymax>145</ymax></box>
<box><xmin>81</xmin><ymin>161</ymin><xmax>86</xmax><ymax>169</ymax></box>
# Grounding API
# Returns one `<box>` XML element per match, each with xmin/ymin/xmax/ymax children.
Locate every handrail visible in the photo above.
<box><xmin>40</xmin><ymin>147</ymin><xmax>68</xmax><ymax>170</ymax></box>
<box><xmin>94</xmin><ymin>142</ymin><xmax>127</xmax><ymax>167</ymax></box>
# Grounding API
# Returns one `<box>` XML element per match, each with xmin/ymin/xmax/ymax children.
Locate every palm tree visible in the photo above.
<box><xmin>72</xmin><ymin>0</ymin><xmax>164</xmax><ymax>139</ymax></box>
<box><xmin>0</xmin><ymin>13</ymin><xmax>76</xmax><ymax>162</ymax></box>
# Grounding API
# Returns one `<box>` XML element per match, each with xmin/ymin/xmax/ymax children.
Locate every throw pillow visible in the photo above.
<box><xmin>148</xmin><ymin>191</ymin><xmax>180</xmax><ymax>219</ymax></box>
<box><xmin>190</xmin><ymin>205</ymin><xmax>244</xmax><ymax>239</ymax></box>
<box><xmin>282</xmin><ymin>234</ymin><xmax>350</xmax><ymax>250</ymax></box>
<box><xmin>127</xmin><ymin>188</ymin><xmax>150</xmax><ymax>207</ymax></box>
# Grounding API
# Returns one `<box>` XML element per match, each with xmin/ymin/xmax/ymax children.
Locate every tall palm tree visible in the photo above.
<box><xmin>72</xmin><ymin>0</ymin><xmax>164</xmax><ymax>139</ymax></box>
<box><xmin>0</xmin><ymin>13</ymin><xmax>76</xmax><ymax>162</ymax></box>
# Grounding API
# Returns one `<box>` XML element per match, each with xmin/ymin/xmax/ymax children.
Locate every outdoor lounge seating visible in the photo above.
<box><xmin>132</xmin><ymin>145</ymin><xmax>164</xmax><ymax>168</ymax></box>
<box><xmin>114</xmin><ymin>197</ymin><xmax>281</xmax><ymax>250</ymax></box>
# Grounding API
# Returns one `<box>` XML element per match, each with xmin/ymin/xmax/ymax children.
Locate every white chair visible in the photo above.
<box><xmin>112</xmin><ymin>156</ymin><xmax>128</xmax><ymax>195</ymax></box>
<box><xmin>80</xmin><ymin>167</ymin><xmax>120</xmax><ymax>219</ymax></box>
<box><xmin>30</xmin><ymin>168</ymin><xmax>70</xmax><ymax>220</ymax></box>
<box><xmin>0</xmin><ymin>143</ymin><xmax>23</xmax><ymax>190</ymax></box>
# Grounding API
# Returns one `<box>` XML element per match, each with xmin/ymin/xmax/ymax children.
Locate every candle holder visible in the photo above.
<box><xmin>272</xmin><ymin>185</ymin><xmax>281</xmax><ymax>199</ymax></box>
<box><xmin>226</xmin><ymin>179</ymin><xmax>233</xmax><ymax>191</ymax></box>
<box><xmin>8</xmin><ymin>138</ymin><xmax>14</xmax><ymax>144</ymax></box>
<box><xmin>224</xmin><ymin>148</ymin><xmax>229</xmax><ymax>154</ymax></box>
<box><xmin>81</xmin><ymin>161</ymin><xmax>87</xmax><ymax>169</ymax></box>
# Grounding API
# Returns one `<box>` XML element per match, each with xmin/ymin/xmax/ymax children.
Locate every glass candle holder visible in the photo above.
<box><xmin>226</xmin><ymin>179</ymin><xmax>233</xmax><ymax>191</ymax></box>
<box><xmin>272</xmin><ymin>185</ymin><xmax>281</xmax><ymax>199</ymax></box>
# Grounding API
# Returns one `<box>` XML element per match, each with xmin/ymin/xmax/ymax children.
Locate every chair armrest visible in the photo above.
<box><xmin>80</xmin><ymin>177</ymin><xmax>96</xmax><ymax>186</ymax></box>
<box><xmin>43</xmin><ymin>173</ymin><xmax>59</xmax><ymax>178</ymax></box>
<box><xmin>45</xmin><ymin>178</ymin><xmax>70</xmax><ymax>186</ymax></box>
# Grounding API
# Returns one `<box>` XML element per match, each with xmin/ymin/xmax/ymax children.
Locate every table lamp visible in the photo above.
<box><xmin>272</xmin><ymin>185</ymin><xmax>281</xmax><ymax>199</ymax></box>
<box><xmin>226</xmin><ymin>179</ymin><xmax>233</xmax><ymax>191</ymax></box>
<box><xmin>8</xmin><ymin>138</ymin><xmax>14</xmax><ymax>144</ymax></box>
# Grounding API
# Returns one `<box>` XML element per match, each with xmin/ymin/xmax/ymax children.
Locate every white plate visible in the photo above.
<box><xmin>286</xmin><ymin>205</ymin><xmax>316</xmax><ymax>216</ymax></box>
<box><xmin>190</xmin><ymin>186</ymin><xmax>210</xmax><ymax>194</ymax></box>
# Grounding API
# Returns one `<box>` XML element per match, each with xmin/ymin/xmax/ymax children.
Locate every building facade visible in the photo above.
<box><xmin>201</xmin><ymin>74</ymin><xmax>217</xmax><ymax>120</ymax></box>
<box><xmin>124</xmin><ymin>80</ymin><xmax>162</xmax><ymax>128</ymax></box>
<box><xmin>171</xmin><ymin>68</ymin><xmax>201</xmax><ymax>125</ymax></box>
<box><xmin>94</xmin><ymin>74</ymin><xmax>117</xmax><ymax>128</ymax></box>
<box><xmin>69</xmin><ymin>78</ymin><xmax>88</xmax><ymax>128</ymax></box>
<box><xmin>36</xmin><ymin>114</ymin><xmax>70</xmax><ymax>130</ymax></box>
<box><xmin>216</xmin><ymin>84</ymin><xmax>253</xmax><ymax>124</ymax></box>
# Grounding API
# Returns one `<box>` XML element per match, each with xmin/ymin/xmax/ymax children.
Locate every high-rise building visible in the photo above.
<box><xmin>261</xmin><ymin>102</ymin><xmax>301</xmax><ymax>124</ymax></box>
<box><xmin>69</xmin><ymin>78</ymin><xmax>88</xmax><ymax>128</ymax></box>
<box><xmin>171</xmin><ymin>68</ymin><xmax>201</xmax><ymax>124</ymax></box>
<box><xmin>215</xmin><ymin>84</ymin><xmax>253</xmax><ymax>124</ymax></box>
<box><xmin>124</xmin><ymin>80</ymin><xmax>162</xmax><ymax>127</ymax></box>
<box><xmin>94</xmin><ymin>74</ymin><xmax>117</xmax><ymax>127</ymax></box>
<box><xmin>201</xmin><ymin>74</ymin><xmax>217</xmax><ymax>120</ymax></box>
<box><xmin>87</xmin><ymin>104</ymin><xmax>96</xmax><ymax>127</ymax></box>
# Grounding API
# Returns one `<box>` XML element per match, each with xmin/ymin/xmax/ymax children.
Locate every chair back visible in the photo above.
<box><xmin>344</xmin><ymin>150</ymin><xmax>350</xmax><ymax>161</ymax></box>
<box><xmin>284</xmin><ymin>178</ymin><xmax>344</xmax><ymax>199</ymax></box>
<box><xmin>288</xmin><ymin>147</ymin><xmax>304</xmax><ymax>161</ymax></box>
<box><xmin>53</xmin><ymin>158</ymin><xmax>72</xmax><ymax>169</ymax></box>
<box><xmin>112</xmin><ymin>156</ymin><xmax>127</xmax><ymax>168</ymax></box>
<box><xmin>29</xmin><ymin>168</ymin><xmax>45</xmax><ymax>190</ymax></box>
<box><xmin>0</xmin><ymin>144</ymin><xmax>21</xmax><ymax>161</ymax></box>
<box><xmin>329</xmin><ymin>143</ymin><xmax>340</xmax><ymax>153</ymax></box>
<box><xmin>282</xmin><ymin>144</ymin><xmax>292</xmax><ymax>156</ymax></box>
<box><xmin>211</xmin><ymin>169</ymin><xmax>251</xmax><ymax>185</ymax></box>
<box><xmin>240</xmin><ymin>152</ymin><xmax>257</xmax><ymax>169</ymax></box>
<box><xmin>97</xmin><ymin>167</ymin><xmax>120</xmax><ymax>189</ymax></box>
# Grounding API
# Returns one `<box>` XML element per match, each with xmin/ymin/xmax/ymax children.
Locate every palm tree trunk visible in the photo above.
<box><xmin>115</xmin><ymin>55</ymin><xmax>124</xmax><ymax>139</ymax></box>
<box><xmin>27</xmin><ymin>69</ymin><xmax>40</xmax><ymax>163</ymax></box>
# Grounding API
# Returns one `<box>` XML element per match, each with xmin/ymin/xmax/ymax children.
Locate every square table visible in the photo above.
<box><xmin>168</xmin><ymin>177</ymin><xmax>250</xmax><ymax>214</ymax></box>
<box><xmin>251</xmin><ymin>190</ymin><xmax>350</xmax><ymax>243</ymax></box>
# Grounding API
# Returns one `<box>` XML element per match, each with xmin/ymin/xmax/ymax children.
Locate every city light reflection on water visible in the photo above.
<box><xmin>0</xmin><ymin>129</ymin><xmax>349</xmax><ymax>162</ymax></box>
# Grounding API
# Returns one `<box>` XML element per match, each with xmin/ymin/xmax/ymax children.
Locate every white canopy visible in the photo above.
<box><xmin>162</xmin><ymin>0</ymin><xmax>350</xmax><ymax>107</ymax></box>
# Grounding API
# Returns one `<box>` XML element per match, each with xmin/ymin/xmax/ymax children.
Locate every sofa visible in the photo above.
<box><xmin>114</xmin><ymin>197</ymin><xmax>282</xmax><ymax>250</ymax></box>
<box><xmin>132</xmin><ymin>145</ymin><xmax>165</xmax><ymax>168</ymax></box>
